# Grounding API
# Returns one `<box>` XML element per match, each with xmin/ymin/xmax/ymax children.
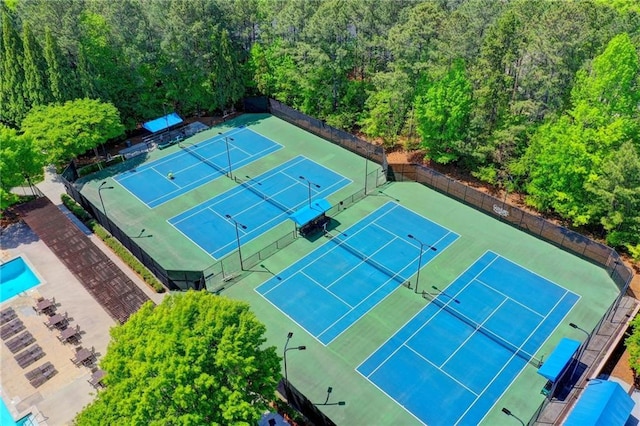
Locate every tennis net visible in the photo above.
<box><xmin>429</xmin><ymin>295</ymin><xmax>542</xmax><ymax>367</ymax></box>
<box><xmin>325</xmin><ymin>231</ymin><xmax>407</xmax><ymax>284</ymax></box>
<box><xmin>180</xmin><ymin>143</ymin><xmax>228</xmax><ymax>177</ymax></box>
<box><xmin>235</xmin><ymin>176</ymin><xmax>293</xmax><ymax>214</ymax></box>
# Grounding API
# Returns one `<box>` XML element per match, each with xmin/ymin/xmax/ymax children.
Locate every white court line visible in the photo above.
<box><xmin>475</xmin><ymin>277</ymin><xmax>546</xmax><ymax>317</ymax></box>
<box><xmin>404</xmin><ymin>345</ymin><xmax>479</xmax><ymax>396</ymax></box>
<box><xmin>477</xmin><ymin>291</ymin><xmax>580</xmax><ymax>425</ymax></box>
<box><xmin>454</xmin><ymin>287</ymin><xmax>574</xmax><ymax>425</ymax></box>
<box><xmin>325</xmin><ymin>235</ymin><xmax>401</xmax><ymax>290</ymax></box>
<box><xmin>253</xmin><ymin>285</ymin><xmax>338</xmax><ymax>348</ymax></box>
<box><xmin>361</xmin><ymin>252</ymin><xmax>501</xmax><ymax>378</ymax></box>
<box><xmin>439</xmin><ymin>298</ymin><xmax>509</xmax><ymax>368</ymax></box>
<box><xmin>300</xmin><ymin>271</ymin><xmax>354</xmax><ymax>308</ymax></box>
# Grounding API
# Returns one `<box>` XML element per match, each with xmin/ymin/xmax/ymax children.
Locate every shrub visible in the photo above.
<box><xmin>61</xmin><ymin>194</ymin><xmax>166</xmax><ymax>293</ymax></box>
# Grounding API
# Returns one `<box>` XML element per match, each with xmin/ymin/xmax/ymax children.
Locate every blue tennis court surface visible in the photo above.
<box><xmin>256</xmin><ymin>202</ymin><xmax>459</xmax><ymax>345</ymax></box>
<box><xmin>114</xmin><ymin>127</ymin><xmax>281</xmax><ymax>208</ymax></box>
<box><xmin>357</xmin><ymin>251</ymin><xmax>579</xmax><ymax>426</ymax></box>
<box><xmin>169</xmin><ymin>156</ymin><xmax>350</xmax><ymax>259</ymax></box>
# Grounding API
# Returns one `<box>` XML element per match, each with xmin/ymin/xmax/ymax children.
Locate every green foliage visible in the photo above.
<box><xmin>414</xmin><ymin>59</ymin><xmax>473</xmax><ymax>164</ymax></box>
<box><xmin>586</xmin><ymin>141</ymin><xmax>640</xmax><ymax>249</ymax></box>
<box><xmin>2</xmin><ymin>0</ymin><xmax>638</xmax><ymax>247</ymax></box>
<box><xmin>1</xmin><ymin>10</ymin><xmax>26</xmax><ymax>127</ymax></box>
<box><xmin>518</xmin><ymin>32</ymin><xmax>640</xmax><ymax>226</ymax></box>
<box><xmin>60</xmin><ymin>193</ymin><xmax>165</xmax><ymax>293</ymax></box>
<box><xmin>360</xmin><ymin>70</ymin><xmax>413</xmax><ymax>147</ymax></box>
<box><xmin>60</xmin><ymin>193</ymin><xmax>93</xmax><ymax>223</ymax></box>
<box><xmin>74</xmin><ymin>291</ymin><xmax>280</xmax><ymax>425</ymax></box>
<box><xmin>0</xmin><ymin>125</ymin><xmax>44</xmax><ymax>209</ymax></box>
<box><xmin>21</xmin><ymin>98</ymin><xmax>124</xmax><ymax>164</ymax></box>
<box><xmin>626</xmin><ymin>315</ymin><xmax>640</xmax><ymax>376</ymax></box>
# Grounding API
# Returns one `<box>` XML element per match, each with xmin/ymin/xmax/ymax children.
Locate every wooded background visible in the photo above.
<box><xmin>1</xmin><ymin>0</ymin><xmax>639</xmax><ymax>255</ymax></box>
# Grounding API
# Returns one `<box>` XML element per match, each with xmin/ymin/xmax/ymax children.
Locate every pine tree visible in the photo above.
<box><xmin>43</xmin><ymin>27</ymin><xmax>66</xmax><ymax>103</ymax></box>
<box><xmin>22</xmin><ymin>22</ymin><xmax>49</xmax><ymax>108</ymax></box>
<box><xmin>1</xmin><ymin>11</ymin><xmax>26</xmax><ymax>126</ymax></box>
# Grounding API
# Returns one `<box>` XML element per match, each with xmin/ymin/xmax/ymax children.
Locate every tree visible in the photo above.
<box><xmin>626</xmin><ymin>315</ymin><xmax>640</xmax><ymax>384</ymax></box>
<box><xmin>0</xmin><ymin>125</ymin><xmax>43</xmax><ymax>209</ymax></box>
<box><xmin>43</xmin><ymin>27</ymin><xmax>67</xmax><ymax>103</ymax></box>
<box><xmin>22</xmin><ymin>22</ymin><xmax>49</xmax><ymax>108</ymax></box>
<box><xmin>21</xmin><ymin>98</ymin><xmax>124</xmax><ymax>164</ymax></box>
<box><xmin>414</xmin><ymin>59</ymin><xmax>473</xmax><ymax>164</ymax></box>
<box><xmin>517</xmin><ymin>32</ymin><xmax>639</xmax><ymax>226</ymax></box>
<box><xmin>207</xmin><ymin>28</ymin><xmax>245</xmax><ymax>112</ymax></box>
<box><xmin>0</xmin><ymin>10</ymin><xmax>26</xmax><ymax>127</ymax></box>
<box><xmin>74</xmin><ymin>291</ymin><xmax>281</xmax><ymax>425</ymax></box>
<box><xmin>586</xmin><ymin>141</ymin><xmax>640</xmax><ymax>250</ymax></box>
<box><xmin>360</xmin><ymin>70</ymin><xmax>413</xmax><ymax>147</ymax></box>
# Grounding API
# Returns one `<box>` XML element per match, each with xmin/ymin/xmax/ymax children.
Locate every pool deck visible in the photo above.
<box><xmin>0</xmin><ymin>166</ymin><xmax>165</xmax><ymax>425</ymax></box>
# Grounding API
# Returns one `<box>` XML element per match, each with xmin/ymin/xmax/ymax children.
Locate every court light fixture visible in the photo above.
<box><xmin>283</xmin><ymin>332</ymin><xmax>306</xmax><ymax>402</ymax></box>
<box><xmin>225</xmin><ymin>214</ymin><xmax>247</xmax><ymax>270</ymax></box>
<box><xmin>315</xmin><ymin>386</ymin><xmax>346</xmax><ymax>406</ymax></box>
<box><xmin>501</xmin><ymin>407</ymin><xmax>525</xmax><ymax>426</ymax></box>
<box><xmin>98</xmin><ymin>181</ymin><xmax>114</xmax><ymax>233</ymax></box>
<box><xmin>218</xmin><ymin>132</ymin><xmax>235</xmax><ymax>178</ymax></box>
<box><xmin>569</xmin><ymin>323</ymin><xmax>591</xmax><ymax>380</ymax></box>
<box><xmin>299</xmin><ymin>176</ymin><xmax>321</xmax><ymax>207</ymax></box>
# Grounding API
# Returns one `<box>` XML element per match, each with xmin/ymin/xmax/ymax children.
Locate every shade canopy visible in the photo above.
<box><xmin>289</xmin><ymin>198</ymin><xmax>332</xmax><ymax>227</ymax></box>
<box><xmin>142</xmin><ymin>113</ymin><xmax>183</xmax><ymax>133</ymax></box>
<box><xmin>564</xmin><ymin>380</ymin><xmax>633</xmax><ymax>426</ymax></box>
<box><xmin>537</xmin><ymin>337</ymin><xmax>580</xmax><ymax>382</ymax></box>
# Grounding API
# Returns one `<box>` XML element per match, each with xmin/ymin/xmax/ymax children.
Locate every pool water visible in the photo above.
<box><xmin>0</xmin><ymin>257</ymin><xmax>41</xmax><ymax>303</ymax></box>
<box><xmin>0</xmin><ymin>398</ymin><xmax>32</xmax><ymax>426</ymax></box>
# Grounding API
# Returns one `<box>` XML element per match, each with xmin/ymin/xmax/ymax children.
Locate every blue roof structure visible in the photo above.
<box><xmin>289</xmin><ymin>198</ymin><xmax>332</xmax><ymax>226</ymax></box>
<box><xmin>537</xmin><ymin>337</ymin><xmax>580</xmax><ymax>382</ymax></box>
<box><xmin>142</xmin><ymin>113</ymin><xmax>183</xmax><ymax>133</ymax></box>
<box><xmin>564</xmin><ymin>380</ymin><xmax>634</xmax><ymax>426</ymax></box>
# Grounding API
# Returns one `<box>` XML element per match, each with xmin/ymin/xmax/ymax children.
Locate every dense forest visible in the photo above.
<box><xmin>1</xmin><ymin>0</ymin><xmax>639</xmax><ymax>258</ymax></box>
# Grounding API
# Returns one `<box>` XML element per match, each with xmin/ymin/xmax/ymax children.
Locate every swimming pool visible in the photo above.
<box><xmin>0</xmin><ymin>397</ymin><xmax>32</xmax><ymax>426</ymax></box>
<box><xmin>0</xmin><ymin>257</ymin><xmax>41</xmax><ymax>303</ymax></box>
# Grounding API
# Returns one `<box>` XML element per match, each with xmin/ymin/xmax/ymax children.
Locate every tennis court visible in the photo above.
<box><xmin>168</xmin><ymin>156</ymin><xmax>351</xmax><ymax>260</ymax></box>
<box><xmin>256</xmin><ymin>202</ymin><xmax>460</xmax><ymax>345</ymax></box>
<box><xmin>357</xmin><ymin>251</ymin><xmax>579</xmax><ymax>426</ymax></box>
<box><xmin>114</xmin><ymin>127</ymin><xmax>281</xmax><ymax>208</ymax></box>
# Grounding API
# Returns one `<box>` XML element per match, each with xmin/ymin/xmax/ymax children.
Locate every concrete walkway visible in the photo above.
<box><xmin>0</xmin><ymin>167</ymin><xmax>166</xmax><ymax>425</ymax></box>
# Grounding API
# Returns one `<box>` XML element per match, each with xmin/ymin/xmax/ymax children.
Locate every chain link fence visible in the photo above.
<box><xmin>387</xmin><ymin>163</ymin><xmax>633</xmax><ymax>292</ymax></box>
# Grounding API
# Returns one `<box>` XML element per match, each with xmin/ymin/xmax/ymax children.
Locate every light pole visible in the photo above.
<box><xmin>315</xmin><ymin>387</ymin><xmax>346</xmax><ymax>406</ymax></box>
<box><xmin>569</xmin><ymin>322</ymin><xmax>592</xmax><ymax>380</ymax></box>
<box><xmin>501</xmin><ymin>408</ymin><xmax>525</xmax><ymax>426</ymax></box>
<box><xmin>225</xmin><ymin>214</ymin><xmax>247</xmax><ymax>270</ymax></box>
<box><xmin>299</xmin><ymin>176</ymin><xmax>321</xmax><ymax>207</ymax></box>
<box><xmin>98</xmin><ymin>181</ymin><xmax>114</xmax><ymax>232</ymax></box>
<box><xmin>283</xmin><ymin>332</ymin><xmax>306</xmax><ymax>399</ymax></box>
<box><xmin>407</xmin><ymin>234</ymin><xmax>437</xmax><ymax>294</ymax></box>
<box><xmin>364</xmin><ymin>144</ymin><xmax>375</xmax><ymax>195</ymax></box>
<box><xmin>218</xmin><ymin>132</ymin><xmax>234</xmax><ymax>178</ymax></box>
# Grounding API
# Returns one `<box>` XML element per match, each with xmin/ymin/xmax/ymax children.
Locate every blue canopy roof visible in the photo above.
<box><xmin>564</xmin><ymin>380</ymin><xmax>633</xmax><ymax>426</ymax></box>
<box><xmin>143</xmin><ymin>113</ymin><xmax>183</xmax><ymax>133</ymax></box>
<box><xmin>537</xmin><ymin>337</ymin><xmax>580</xmax><ymax>382</ymax></box>
<box><xmin>289</xmin><ymin>199</ymin><xmax>332</xmax><ymax>226</ymax></box>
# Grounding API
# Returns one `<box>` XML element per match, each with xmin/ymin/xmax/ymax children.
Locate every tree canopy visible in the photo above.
<box><xmin>0</xmin><ymin>125</ymin><xmax>42</xmax><ymax>208</ymax></box>
<box><xmin>21</xmin><ymin>98</ymin><xmax>124</xmax><ymax>164</ymax></box>
<box><xmin>1</xmin><ymin>0</ymin><xmax>639</xmax><ymax>253</ymax></box>
<box><xmin>74</xmin><ymin>291</ymin><xmax>281</xmax><ymax>425</ymax></box>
